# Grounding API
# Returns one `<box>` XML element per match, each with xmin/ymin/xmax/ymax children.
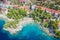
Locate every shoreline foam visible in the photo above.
<box><xmin>3</xmin><ymin>17</ymin><xmax>34</xmax><ymax>34</ymax></box>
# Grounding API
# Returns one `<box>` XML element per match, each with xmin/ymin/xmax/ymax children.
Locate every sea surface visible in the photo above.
<box><xmin>0</xmin><ymin>19</ymin><xmax>60</xmax><ymax>40</ymax></box>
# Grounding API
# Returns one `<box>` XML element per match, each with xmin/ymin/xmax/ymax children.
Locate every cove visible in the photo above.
<box><xmin>0</xmin><ymin>19</ymin><xmax>60</xmax><ymax>40</ymax></box>
<box><xmin>12</xmin><ymin>23</ymin><xmax>60</xmax><ymax>40</ymax></box>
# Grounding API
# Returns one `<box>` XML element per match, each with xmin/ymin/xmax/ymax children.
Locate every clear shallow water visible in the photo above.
<box><xmin>0</xmin><ymin>19</ymin><xmax>60</xmax><ymax>40</ymax></box>
<box><xmin>0</xmin><ymin>19</ymin><xmax>5</xmax><ymax>30</ymax></box>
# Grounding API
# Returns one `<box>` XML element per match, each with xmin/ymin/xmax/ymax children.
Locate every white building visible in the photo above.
<box><xmin>1</xmin><ymin>8</ymin><xmax>8</xmax><ymax>14</ymax></box>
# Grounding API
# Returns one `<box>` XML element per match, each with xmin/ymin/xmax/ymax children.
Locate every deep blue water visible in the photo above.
<box><xmin>0</xmin><ymin>19</ymin><xmax>60</xmax><ymax>40</ymax></box>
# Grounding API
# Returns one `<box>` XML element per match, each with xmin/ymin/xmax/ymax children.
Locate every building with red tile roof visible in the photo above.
<box><xmin>2</xmin><ymin>8</ymin><xmax>8</xmax><ymax>14</ymax></box>
<box><xmin>41</xmin><ymin>7</ymin><xmax>46</xmax><ymax>10</ymax></box>
<box><xmin>58</xmin><ymin>22</ymin><xmax>60</xmax><ymax>27</ymax></box>
<box><xmin>51</xmin><ymin>9</ymin><xmax>56</xmax><ymax>14</ymax></box>
<box><xmin>13</xmin><ymin>4</ymin><xmax>18</xmax><ymax>8</ymax></box>
<box><xmin>46</xmin><ymin>8</ymin><xmax>52</xmax><ymax>12</ymax></box>
<box><xmin>5</xmin><ymin>1</ymin><xmax>10</xmax><ymax>5</ymax></box>
<box><xmin>19</xmin><ymin>0</ymin><xmax>24</xmax><ymax>2</ymax></box>
<box><xmin>35</xmin><ymin>6</ymin><xmax>41</xmax><ymax>9</ymax></box>
<box><xmin>19</xmin><ymin>6</ymin><xmax>24</xmax><ymax>9</ymax></box>
<box><xmin>35</xmin><ymin>6</ymin><xmax>60</xmax><ymax>15</ymax></box>
<box><xmin>24</xmin><ymin>6</ymin><xmax>30</xmax><ymax>11</ymax></box>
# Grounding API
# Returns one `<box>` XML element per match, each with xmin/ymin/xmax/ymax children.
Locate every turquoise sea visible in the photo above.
<box><xmin>0</xmin><ymin>19</ymin><xmax>60</xmax><ymax>40</ymax></box>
